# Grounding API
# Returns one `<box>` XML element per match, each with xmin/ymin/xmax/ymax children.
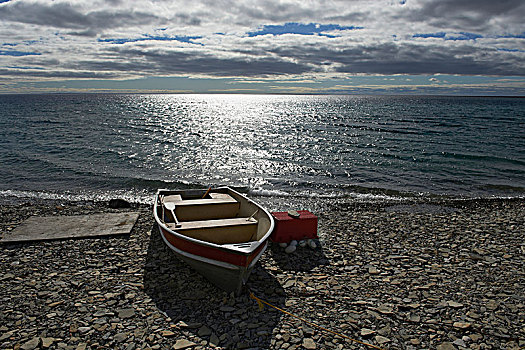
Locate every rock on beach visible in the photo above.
<box><xmin>0</xmin><ymin>197</ymin><xmax>524</xmax><ymax>349</ymax></box>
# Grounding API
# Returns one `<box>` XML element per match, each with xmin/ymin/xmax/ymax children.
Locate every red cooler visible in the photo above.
<box><xmin>270</xmin><ymin>210</ymin><xmax>318</xmax><ymax>243</ymax></box>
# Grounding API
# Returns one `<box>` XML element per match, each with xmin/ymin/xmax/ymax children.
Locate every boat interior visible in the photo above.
<box><xmin>157</xmin><ymin>189</ymin><xmax>272</xmax><ymax>245</ymax></box>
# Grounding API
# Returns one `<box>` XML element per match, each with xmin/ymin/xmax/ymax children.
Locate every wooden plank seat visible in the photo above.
<box><xmin>163</xmin><ymin>193</ymin><xmax>240</xmax><ymax>221</ymax></box>
<box><xmin>168</xmin><ymin>217</ymin><xmax>258</xmax><ymax>244</ymax></box>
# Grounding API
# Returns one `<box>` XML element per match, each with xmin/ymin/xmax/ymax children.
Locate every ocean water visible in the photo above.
<box><xmin>0</xmin><ymin>94</ymin><xmax>524</xmax><ymax>207</ymax></box>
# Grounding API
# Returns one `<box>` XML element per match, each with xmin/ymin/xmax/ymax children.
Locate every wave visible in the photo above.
<box><xmin>480</xmin><ymin>184</ymin><xmax>525</xmax><ymax>193</ymax></box>
<box><xmin>441</xmin><ymin>152</ymin><xmax>525</xmax><ymax>167</ymax></box>
<box><xmin>247</xmin><ymin>184</ymin><xmax>426</xmax><ymax>202</ymax></box>
<box><xmin>248</xmin><ymin>188</ymin><xmax>293</xmax><ymax>197</ymax></box>
<box><xmin>0</xmin><ymin>189</ymin><xmax>155</xmax><ymax>204</ymax></box>
<box><xmin>30</xmin><ymin>119</ymin><xmax>63</xmax><ymax>125</ymax></box>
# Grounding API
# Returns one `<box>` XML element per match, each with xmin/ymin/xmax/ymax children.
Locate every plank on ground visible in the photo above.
<box><xmin>0</xmin><ymin>212</ymin><xmax>140</xmax><ymax>243</ymax></box>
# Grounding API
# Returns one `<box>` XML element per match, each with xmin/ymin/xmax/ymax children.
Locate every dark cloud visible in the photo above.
<box><xmin>267</xmin><ymin>42</ymin><xmax>524</xmax><ymax>76</ymax></box>
<box><xmin>0</xmin><ymin>68</ymin><xmax>119</xmax><ymax>79</ymax></box>
<box><xmin>419</xmin><ymin>0</ymin><xmax>524</xmax><ymax>17</ymax></box>
<box><xmin>98</xmin><ymin>35</ymin><xmax>202</xmax><ymax>45</ymax></box>
<box><xmin>412</xmin><ymin>0</ymin><xmax>525</xmax><ymax>30</ymax></box>
<box><xmin>94</xmin><ymin>47</ymin><xmax>312</xmax><ymax>77</ymax></box>
<box><xmin>9</xmin><ymin>44</ymin><xmax>310</xmax><ymax>80</ymax></box>
<box><xmin>0</xmin><ymin>2</ymin><xmax>89</xmax><ymax>29</ymax></box>
<box><xmin>230</xmin><ymin>1</ymin><xmax>317</xmax><ymax>23</ymax></box>
<box><xmin>0</xmin><ymin>1</ymin><xmax>199</xmax><ymax>35</ymax></box>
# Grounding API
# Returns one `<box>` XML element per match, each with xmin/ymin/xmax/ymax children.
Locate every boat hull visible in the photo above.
<box><xmin>153</xmin><ymin>187</ymin><xmax>274</xmax><ymax>295</ymax></box>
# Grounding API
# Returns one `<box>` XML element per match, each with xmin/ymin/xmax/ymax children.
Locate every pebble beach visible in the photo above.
<box><xmin>0</xmin><ymin>197</ymin><xmax>524</xmax><ymax>350</ymax></box>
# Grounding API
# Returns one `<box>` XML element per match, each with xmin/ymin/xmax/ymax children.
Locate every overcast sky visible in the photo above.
<box><xmin>0</xmin><ymin>0</ymin><xmax>524</xmax><ymax>95</ymax></box>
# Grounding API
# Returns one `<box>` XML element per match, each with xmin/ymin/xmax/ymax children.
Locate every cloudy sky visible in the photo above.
<box><xmin>0</xmin><ymin>0</ymin><xmax>524</xmax><ymax>95</ymax></box>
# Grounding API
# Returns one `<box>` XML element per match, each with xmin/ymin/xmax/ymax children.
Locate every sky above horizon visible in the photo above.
<box><xmin>0</xmin><ymin>0</ymin><xmax>524</xmax><ymax>95</ymax></box>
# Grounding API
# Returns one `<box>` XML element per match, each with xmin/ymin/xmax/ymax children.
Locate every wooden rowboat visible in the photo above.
<box><xmin>153</xmin><ymin>187</ymin><xmax>274</xmax><ymax>295</ymax></box>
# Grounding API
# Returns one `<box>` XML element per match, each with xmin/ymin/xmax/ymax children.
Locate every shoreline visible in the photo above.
<box><xmin>0</xmin><ymin>197</ymin><xmax>524</xmax><ymax>349</ymax></box>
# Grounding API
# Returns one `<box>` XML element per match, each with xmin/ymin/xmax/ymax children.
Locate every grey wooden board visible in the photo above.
<box><xmin>0</xmin><ymin>212</ymin><xmax>140</xmax><ymax>243</ymax></box>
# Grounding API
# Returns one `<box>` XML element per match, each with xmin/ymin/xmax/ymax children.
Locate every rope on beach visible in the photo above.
<box><xmin>249</xmin><ymin>292</ymin><xmax>385</xmax><ymax>350</ymax></box>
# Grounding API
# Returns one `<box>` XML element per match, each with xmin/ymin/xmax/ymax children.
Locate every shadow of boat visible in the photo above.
<box><xmin>266</xmin><ymin>241</ymin><xmax>329</xmax><ymax>273</ymax></box>
<box><xmin>143</xmin><ymin>224</ymin><xmax>285</xmax><ymax>349</ymax></box>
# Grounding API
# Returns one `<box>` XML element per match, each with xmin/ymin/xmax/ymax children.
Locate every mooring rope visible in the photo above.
<box><xmin>249</xmin><ymin>292</ymin><xmax>386</xmax><ymax>350</ymax></box>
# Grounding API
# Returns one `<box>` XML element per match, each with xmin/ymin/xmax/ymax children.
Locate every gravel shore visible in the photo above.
<box><xmin>0</xmin><ymin>197</ymin><xmax>524</xmax><ymax>349</ymax></box>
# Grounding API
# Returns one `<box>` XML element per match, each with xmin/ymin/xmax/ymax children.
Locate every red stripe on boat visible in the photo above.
<box><xmin>161</xmin><ymin>227</ymin><xmax>265</xmax><ymax>267</ymax></box>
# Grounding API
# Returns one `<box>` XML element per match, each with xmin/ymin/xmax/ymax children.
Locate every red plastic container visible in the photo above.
<box><xmin>270</xmin><ymin>210</ymin><xmax>318</xmax><ymax>243</ymax></box>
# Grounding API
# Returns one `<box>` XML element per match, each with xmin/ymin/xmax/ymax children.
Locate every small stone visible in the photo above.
<box><xmin>285</xmin><ymin>245</ymin><xmax>296</xmax><ymax>254</ymax></box>
<box><xmin>0</xmin><ymin>331</ymin><xmax>13</xmax><ymax>342</ymax></box>
<box><xmin>447</xmin><ymin>301</ymin><xmax>464</xmax><ymax>308</ymax></box>
<box><xmin>486</xmin><ymin>299</ymin><xmax>499</xmax><ymax>310</ymax></box>
<box><xmin>197</xmin><ymin>326</ymin><xmax>211</xmax><ymax>337</ymax></box>
<box><xmin>287</xmin><ymin>210</ymin><xmax>300</xmax><ymax>218</ymax></box>
<box><xmin>453</xmin><ymin>321</ymin><xmax>472</xmax><ymax>329</ymax></box>
<box><xmin>283</xmin><ymin>279</ymin><xmax>295</xmax><ymax>288</ymax></box>
<box><xmin>409</xmin><ymin>313</ymin><xmax>420</xmax><ymax>322</ymax></box>
<box><xmin>302</xmin><ymin>326</ymin><xmax>315</xmax><ymax>336</ymax></box>
<box><xmin>177</xmin><ymin>321</ymin><xmax>201</xmax><ymax>329</ymax></box>
<box><xmin>377</xmin><ymin>304</ymin><xmax>394</xmax><ymax>314</ymax></box>
<box><xmin>173</xmin><ymin>339</ymin><xmax>197</xmax><ymax>349</ymax></box>
<box><xmin>302</xmin><ymin>338</ymin><xmax>316</xmax><ymax>349</ymax></box>
<box><xmin>78</xmin><ymin>326</ymin><xmax>91</xmax><ymax>334</ymax></box>
<box><xmin>436</xmin><ymin>342</ymin><xmax>456</xmax><ymax>350</ymax></box>
<box><xmin>368</xmin><ymin>267</ymin><xmax>379</xmax><ymax>274</ymax></box>
<box><xmin>279</xmin><ymin>242</ymin><xmax>288</xmax><ymax>248</ymax></box>
<box><xmin>361</xmin><ymin>328</ymin><xmax>376</xmax><ymax>337</ymax></box>
<box><xmin>76</xmin><ymin>343</ymin><xmax>87</xmax><ymax>350</ymax></box>
<box><xmin>21</xmin><ymin>337</ymin><xmax>40</xmax><ymax>350</ymax></box>
<box><xmin>410</xmin><ymin>339</ymin><xmax>420</xmax><ymax>345</ymax></box>
<box><xmin>177</xmin><ymin>321</ymin><xmax>188</xmax><ymax>327</ymax></box>
<box><xmin>308</xmin><ymin>239</ymin><xmax>317</xmax><ymax>249</ymax></box>
<box><xmin>375</xmin><ymin>335</ymin><xmax>391</xmax><ymax>344</ymax></box>
<box><xmin>114</xmin><ymin>332</ymin><xmax>127</xmax><ymax>342</ymax></box>
<box><xmin>470</xmin><ymin>334</ymin><xmax>483</xmax><ymax>342</ymax></box>
<box><xmin>117</xmin><ymin>308</ymin><xmax>135</xmax><ymax>319</ymax></box>
<box><xmin>406</xmin><ymin>303</ymin><xmax>421</xmax><ymax>309</ymax></box>
<box><xmin>94</xmin><ymin>310</ymin><xmax>113</xmax><ymax>317</ymax></box>
<box><xmin>161</xmin><ymin>330</ymin><xmax>176</xmax><ymax>337</ymax></box>
<box><xmin>197</xmin><ymin>325</ymin><xmax>212</xmax><ymax>337</ymax></box>
<box><xmin>467</xmin><ymin>311</ymin><xmax>480</xmax><ymax>319</ymax></box>
<box><xmin>453</xmin><ymin>338</ymin><xmax>467</xmax><ymax>347</ymax></box>
<box><xmin>210</xmin><ymin>333</ymin><xmax>220</xmax><ymax>346</ymax></box>
<box><xmin>41</xmin><ymin>337</ymin><xmax>55</xmax><ymax>348</ymax></box>
<box><xmin>48</xmin><ymin>301</ymin><xmax>64</xmax><ymax>307</ymax></box>
<box><xmin>290</xmin><ymin>240</ymin><xmax>298</xmax><ymax>246</ymax></box>
<box><xmin>219</xmin><ymin>306</ymin><xmax>235</xmax><ymax>312</ymax></box>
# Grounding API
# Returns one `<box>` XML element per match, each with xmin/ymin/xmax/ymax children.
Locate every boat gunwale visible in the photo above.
<box><xmin>153</xmin><ymin>186</ymin><xmax>274</xmax><ymax>256</ymax></box>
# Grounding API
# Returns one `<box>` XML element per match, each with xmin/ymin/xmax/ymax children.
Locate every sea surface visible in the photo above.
<box><xmin>1</xmin><ymin>94</ymin><xmax>524</xmax><ymax>209</ymax></box>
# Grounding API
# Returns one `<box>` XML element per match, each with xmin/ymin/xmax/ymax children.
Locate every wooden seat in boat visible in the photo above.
<box><xmin>163</xmin><ymin>193</ymin><xmax>240</xmax><ymax>221</ymax></box>
<box><xmin>168</xmin><ymin>217</ymin><xmax>258</xmax><ymax>244</ymax></box>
